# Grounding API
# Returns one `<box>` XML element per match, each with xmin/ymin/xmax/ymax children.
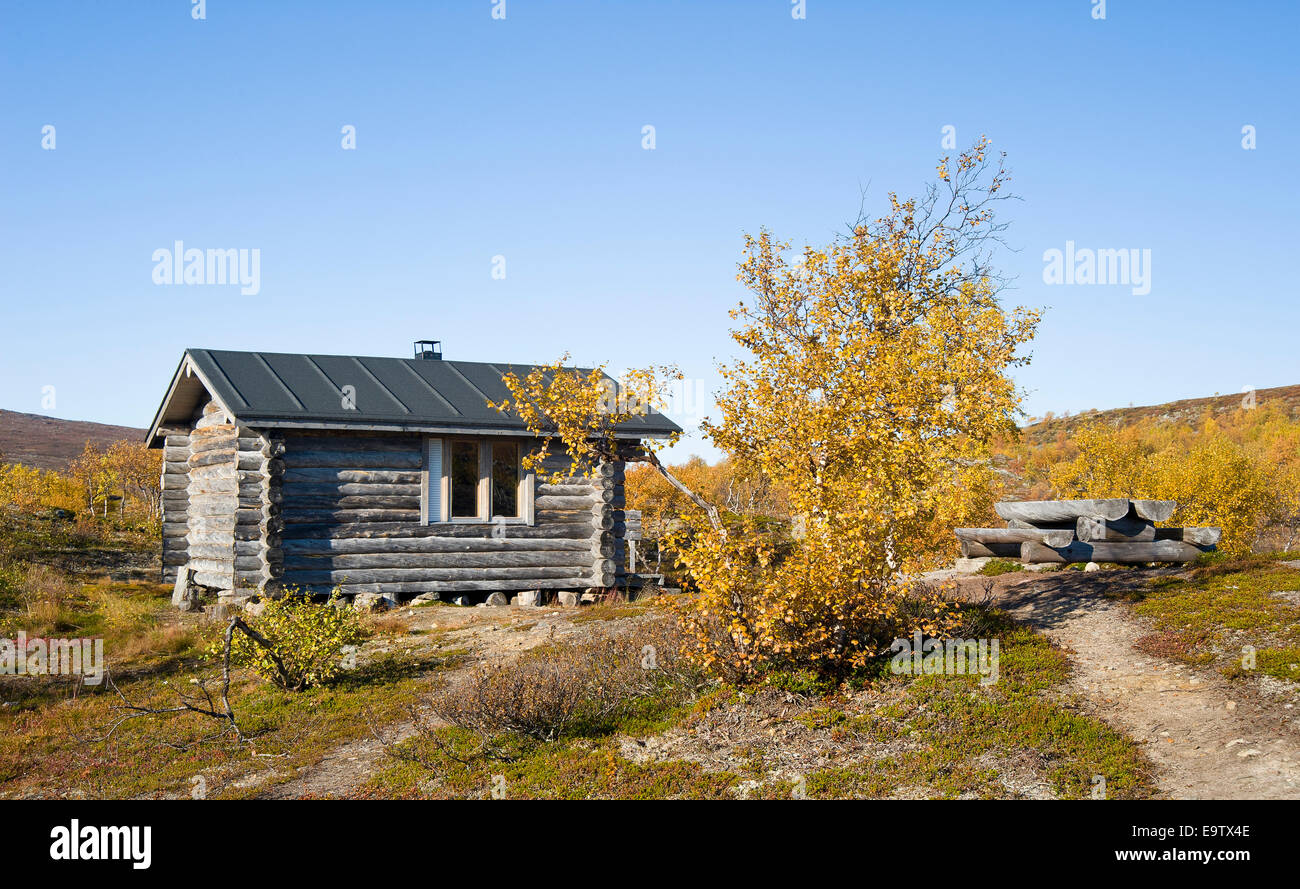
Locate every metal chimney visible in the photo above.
<box><xmin>413</xmin><ymin>340</ymin><xmax>442</xmax><ymax>360</ymax></box>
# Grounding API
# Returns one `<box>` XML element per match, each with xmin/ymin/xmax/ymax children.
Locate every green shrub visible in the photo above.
<box><xmin>978</xmin><ymin>558</ymin><xmax>1023</xmax><ymax>576</ymax></box>
<box><xmin>214</xmin><ymin>588</ymin><xmax>365</xmax><ymax>691</ymax></box>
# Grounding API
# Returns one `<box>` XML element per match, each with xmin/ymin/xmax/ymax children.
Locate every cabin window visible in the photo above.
<box><xmin>449</xmin><ymin>441</ymin><xmax>480</xmax><ymax>518</ymax></box>
<box><xmin>424</xmin><ymin>437</ymin><xmax>531</xmax><ymax>524</ymax></box>
<box><xmin>491</xmin><ymin>442</ymin><xmax>520</xmax><ymax>518</ymax></box>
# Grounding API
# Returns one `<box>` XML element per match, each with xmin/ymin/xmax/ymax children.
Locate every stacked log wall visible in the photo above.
<box><xmin>160</xmin><ymin>433</ymin><xmax>191</xmax><ymax>582</ymax></box>
<box><xmin>278</xmin><ymin>433</ymin><xmax>624</xmax><ymax>598</ymax></box>
<box><xmin>185</xmin><ymin>404</ymin><xmax>239</xmax><ymax>591</ymax></box>
<box><xmin>233</xmin><ymin>429</ymin><xmax>282</xmax><ymax>594</ymax></box>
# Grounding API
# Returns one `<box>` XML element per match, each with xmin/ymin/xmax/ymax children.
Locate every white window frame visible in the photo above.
<box><xmin>422</xmin><ymin>437</ymin><xmax>533</xmax><ymax>525</ymax></box>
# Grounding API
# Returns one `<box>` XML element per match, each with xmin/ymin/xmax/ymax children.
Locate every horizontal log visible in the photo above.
<box><xmin>537</xmin><ymin>475</ymin><xmax>602</xmax><ymax>486</ymax></box>
<box><xmin>284</xmin><ymin>551</ymin><xmax>596</xmax><ymax>570</ymax></box>
<box><xmin>283</xmin><ymin>451</ymin><xmax>422</xmax><ymax>469</ymax></box>
<box><xmin>960</xmin><ymin>541</ymin><xmax>1021</xmax><ymax>559</ymax></box>
<box><xmin>955</xmin><ymin>527</ymin><xmax>1075</xmax><ymax>547</ymax></box>
<box><xmin>235</xmin><ymin>507</ymin><xmax>268</xmax><ymax>525</ymax></box>
<box><xmin>536</xmin><ymin>507</ymin><xmax>596</xmax><ymax>519</ymax></box>
<box><xmin>281</xmin><ymin>566</ymin><xmax>594</xmax><ymax>584</ymax></box>
<box><xmin>1021</xmin><ymin>540</ymin><xmax>1206</xmax><ymax>564</ymax></box>
<box><xmin>189</xmin><ymin>477</ymin><xmax>239</xmax><ymax>494</ymax></box>
<box><xmin>283</xmin><ymin>508</ymin><xmax>421</xmax><ymax>524</ymax></box>
<box><xmin>283</xmin><ymin>435</ymin><xmax>423</xmax><ymax>452</ymax></box>
<box><xmin>189</xmin><ymin>453</ymin><xmax>237</xmax><ymax>472</ymax></box>
<box><xmin>188</xmin><ymin>501</ymin><xmax>237</xmax><ymax>518</ymax></box>
<box><xmin>164</xmin><ymin>434</ymin><xmax>190</xmax><ymax>447</ymax></box>
<box><xmin>1131</xmin><ymin>500</ymin><xmax>1176</xmax><ymax>522</ymax></box>
<box><xmin>190</xmin><ymin>437</ymin><xmax>238</xmax><ymax>456</ymax></box>
<box><xmin>188</xmin><ymin>557</ymin><xmax>231</xmax><ymax>574</ymax></box>
<box><xmin>536</xmin><ymin>484</ymin><xmax>597</xmax><ymax>497</ymax></box>
<box><xmin>283</xmin><ymin>536</ymin><xmax>593</xmax><ymax>555</ymax></box>
<box><xmin>187</xmin><ymin>543</ymin><xmax>232</xmax><ymax>561</ymax></box>
<box><xmin>283</xmin><ymin>494</ymin><xmax>421</xmax><ymax>510</ymax></box>
<box><xmin>193</xmin><ymin>414</ymin><xmax>232</xmax><ymax>431</ymax></box>
<box><xmin>189</xmin><ymin>516</ymin><xmax>236</xmax><ymax>533</ymax></box>
<box><xmin>996</xmin><ymin>499</ymin><xmax>1131</xmax><ymax>524</ymax></box>
<box><xmin>1075</xmin><ymin>516</ymin><xmax>1156</xmax><ymax>543</ymax></box>
<box><xmin>282</xmin><ymin>521</ymin><xmax>596</xmax><ymax>541</ymax></box>
<box><xmin>534</xmin><ymin>495</ymin><xmax>597</xmax><ymax>510</ymax></box>
<box><xmin>280</xmin><ymin>482</ymin><xmax>420</xmax><ymax>497</ymax></box>
<box><xmin>192</xmin><ymin>571</ymin><xmax>234</xmax><ymax>589</ymax></box>
<box><xmin>283</xmin><ymin>468</ymin><xmax>422</xmax><ymax>485</ymax></box>
<box><xmin>290</xmin><ymin>577</ymin><xmax>597</xmax><ymax>596</ymax></box>
<box><xmin>1076</xmin><ymin>519</ymin><xmax>1218</xmax><ymax>547</ymax></box>
<box><xmin>1156</xmin><ymin>526</ymin><xmax>1222</xmax><ymax>546</ymax></box>
<box><xmin>1006</xmin><ymin>519</ymin><xmax>1074</xmax><ymax>531</ymax></box>
<box><xmin>187</xmin><ymin>530</ymin><xmax>238</xmax><ymax>547</ymax></box>
<box><xmin>189</xmin><ymin>542</ymin><xmax>262</xmax><ymax>560</ymax></box>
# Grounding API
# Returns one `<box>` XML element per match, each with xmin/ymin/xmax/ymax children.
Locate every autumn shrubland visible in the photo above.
<box><xmin>2</xmin><ymin>137</ymin><xmax>1297</xmax><ymax>799</ymax></box>
<box><xmin>0</xmin><ymin>445</ymin><xmax>456</xmax><ymax>797</ymax></box>
<box><xmin>0</xmin><ymin>511</ymin><xmax>458</xmax><ymax>799</ymax></box>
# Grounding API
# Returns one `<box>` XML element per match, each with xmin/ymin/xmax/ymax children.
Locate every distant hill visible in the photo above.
<box><xmin>0</xmin><ymin>409</ymin><xmax>146</xmax><ymax>472</ymax></box>
<box><xmin>3</xmin><ymin>383</ymin><xmax>1297</xmax><ymax>477</ymax></box>
<box><xmin>1018</xmin><ymin>384</ymin><xmax>1300</xmax><ymax>448</ymax></box>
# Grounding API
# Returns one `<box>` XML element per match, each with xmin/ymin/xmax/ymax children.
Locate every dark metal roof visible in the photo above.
<box><xmin>147</xmin><ymin>349</ymin><xmax>682</xmax><ymax>444</ymax></box>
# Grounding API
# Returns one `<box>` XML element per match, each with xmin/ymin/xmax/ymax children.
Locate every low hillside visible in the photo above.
<box><xmin>0</xmin><ymin>409</ymin><xmax>146</xmax><ymax>472</ymax></box>
<box><xmin>1019</xmin><ymin>384</ymin><xmax>1300</xmax><ymax>449</ymax></box>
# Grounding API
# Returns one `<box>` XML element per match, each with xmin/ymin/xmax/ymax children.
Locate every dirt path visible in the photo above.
<box><xmin>963</xmin><ymin>570</ymin><xmax>1300</xmax><ymax>799</ymax></box>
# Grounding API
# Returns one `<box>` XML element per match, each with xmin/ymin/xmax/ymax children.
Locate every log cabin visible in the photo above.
<box><xmin>145</xmin><ymin>344</ymin><xmax>680</xmax><ymax>605</ymax></box>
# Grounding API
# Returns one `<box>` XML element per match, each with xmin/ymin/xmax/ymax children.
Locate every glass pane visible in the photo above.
<box><xmin>492</xmin><ymin>442</ymin><xmax>519</xmax><ymax>517</ymax></box>
<box><xmin>450</xmin><ymin>441</ymin><xmax>479</xmax><ymax>518</ymax></box>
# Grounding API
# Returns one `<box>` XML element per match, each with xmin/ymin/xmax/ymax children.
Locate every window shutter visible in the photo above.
<box><xmin>425</xmin><ymin>439</ymin><xmax>443</xmax><ymax>523</ymax></box>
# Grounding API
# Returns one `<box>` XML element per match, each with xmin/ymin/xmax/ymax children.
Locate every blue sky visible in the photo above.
<box><xmin>1</xmin><ymin>0</ymin><xmax>1295</xmax><ymax>461</ymax></box>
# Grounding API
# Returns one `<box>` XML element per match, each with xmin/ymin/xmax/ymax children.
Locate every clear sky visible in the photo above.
<box><xmin>2</xmin><ymin>1</ymin><xmax>1296</xmax><ymax>461</ymax></box>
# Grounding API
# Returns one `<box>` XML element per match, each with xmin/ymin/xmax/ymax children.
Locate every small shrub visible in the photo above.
<box><xmin>0</xmin><ymin>562</ymin><xmax>24</xmax><ymax>610</ymax></box>
<box><xmin>428</xmin><ymin>620</ymin><xmax>707</xmax><ymax>744</ymax></box>
<box><xmin>1134</xmin><ymin>630</ymin><xmax>1214</xmax><ymax>666</ymax></box>
<box><xmin>216</xmin><ymin>588</ymin><xmax>365</xmax><ymax>691</ymax></box>
<box><xmin>978</xmin><ymin>558</ymin><xmax>1023</xmax><ymax>577</ymax></box>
